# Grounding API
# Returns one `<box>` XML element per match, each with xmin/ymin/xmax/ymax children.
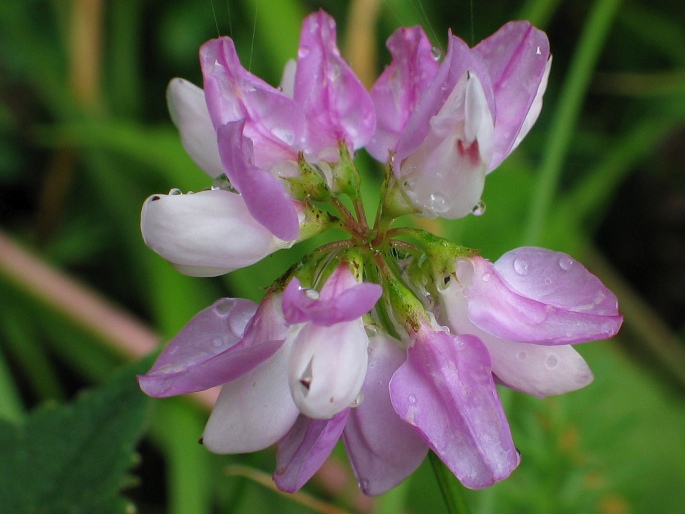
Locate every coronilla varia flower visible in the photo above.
<box><xmin>139</xmin><ymin>9</ymin><xmax>622</xmax><ymax>496</ymax></box>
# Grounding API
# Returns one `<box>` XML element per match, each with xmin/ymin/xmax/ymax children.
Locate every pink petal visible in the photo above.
<box><xmin>274</xmin><ymin>410</ymin><xmax>350</xmax><ymax>493</ymax></box>
<box><xmin>494</xmin><ymin>247</ymin><xmax>619</xmax><ymax>315</ymax></box>
<box><xmin>294</xmin><ymin>10</ymin><xmax>375</xmax><ymax>156</ymax></box>
<box><xmin>343</xmin><ymin>332</ymin><xmax>428</xmax><ymax>495</ymax></box>
<box><xmin>460</xmin><ymin>251</ymin><xmax>622</xmax><ymax>344</ymax></box>
<box><xmin>367</xmin><ymin>26</ymin><xmax>439</xmax><ymax>162</ymax></box>
<box><xmin>200</xmin><ymin>37</ymin><xmax>304</xmax><ymax>167</ymax></box>
<box><xmin>166</xmin><ymin>78</ymin><xmax>224</xmax><ymax>178</ymax></box>
<box><xmin>282</xmin><ymin>267</ymin><xmax>382</xmax><ymax>326</ymax></box>
<box><xmin>473</xmin><ymin>21</ymin><xmax>550</xmax><ymax>170</ymax></box>
<box><xmin>217</xmin><ymin>120</ymin><xmax>300</xmax><ymax>241</ymax></box>
<box><xmin>390</xmin><ymin>328</ymin><xmax>519</xmax><ymax>489</ymax></box>
<box><xmin>202</xmin><ymin>336</ymin><xmax>299</xmax><ymax>453</ymax></box>
<box><xmin>138</xmin><ymin>298</ymin><xmax>257</xmax><ymax>396</ymax></box>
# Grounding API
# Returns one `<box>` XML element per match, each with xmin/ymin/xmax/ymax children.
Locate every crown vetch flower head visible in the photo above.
<box><xmin>139</xmin><ymin>9</ymin><xmax>622</xmax><ymax>499</ymax></box>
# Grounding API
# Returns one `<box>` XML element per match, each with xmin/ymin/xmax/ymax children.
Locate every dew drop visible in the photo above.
<box><xmin>408</xmin><ymin>394</ymin><xmax>417</xmax><ymax>405</ymax></box>
<box><xmin>513</xmin><ymin>258</ymin><xmax>530</xmax><ymax>275</ymax></box>
<box><xmin>559</xmin><ymin>256</ymin><xmax>574</xmax><ymax>271</ymax></box>
<box><xmin>544</xmin><ymin>278</ymin><xmax>552</xmax><ymax>285</ymax></box>
<box><xmin>431</xmin><ymin>46</ymin><xmax>442</xmax><ymax>60</ymax></box>
<box><xmin>350</xmin><ymin>392</ymin><xmax>365</xmax><ymax>408</ymax></box>
<box><xmin>211</xmin><ymin>337</ymin><xmax>225</xmax><ymax>348</ymax></box>
<box><xmin>482</xmin><ymin>273</ymin><xmax>491</xmax><ymax>282</ymax></box>
<box><xmin>516</xmin><ymin>351</ymin><xmax>527</xmax><ymax>361</ymax></box>
<box><xmin>168</xmin><ymin>188</ymin><xmax>182</xmax><ymax>196</ymax></box>
<box><xmin>359</xmin><ymin>479</ymin><xmax>370</xmax><ymax>492</ymax></box>
<box><xmin>298</xmin><ymin>47</ymin><xmax>310</xmax><ymax>59</ymax></box>
<box><xmin>211</xmin><ymin>174</ymin><xmax>233</xmax><ymax>191</ymax></box>
<box><xmin>365</xmin><ymin>325</ymin><xmax>379</xmax><ymax>338</ymax></box>
<box><xmin>214</xmin><ymin>299</ymin><xmax>234</xmax><ymax>316</ymax></box>
<box><xmin>471</xmin><ymin>200</ymin><xmax>486</xmax><ymax>216</ymax></box>
<box><xmin>545</xmin><ymin>354</ymin><xmax>558</xmax><ymax>369</ymax></box>
<box><xmin>429</xmin><ymin>192</ymin><xmax>450</xmax><ymax>213</ymax></box>
<box><xmin>536</xmin><ymin>46</ymin><xmax>542</xmax><ymax>55</ymax></box>
<box><xmin>304</xmin><ymin>288</ymin><xmax>320</xmax><ymax>300</ymax></box>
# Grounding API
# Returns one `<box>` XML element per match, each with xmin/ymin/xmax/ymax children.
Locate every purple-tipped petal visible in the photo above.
<box><xmin>203</xmin><ymin>336</ymin><xmax>299</xmax><ymax>453</ymax></box>
<box><xmin>294</xmin><ymin>10</ymin><xmax>375</xmax><ymax>156</ymax></box>
<box><xmin>460</xmin><ymin>252</ymin><xmax>623</xmax><ymax>344</ymax></box>
<box><xmin>437</xmin><ymin>280</ymin><xmax>595</xmax><ymax>397</ymax></box>
<box><xmin>282</xmin><ymin>266</ymin><xmax>382</xmax><ymax>326</ymax></box>
<box><xmin>200</xmin><ymin>37</ymin><xmax>304</xmax><ymax>168</ymax></box>
<box><xmin>494</xmin><ymin>247</ymin><xmax>619</xmax><ymax>315</ymax></box>
<box><xmin>343</xmin><ymin>332</ymin><xmax>428</xmax><ymax>495</ymax></box>
<box><xmin>288</xmin><ymin>320</ymin><xmax>368</xmax><ymax>419</ymax></box>
<box><xmin>473</xmin><ymin>21</ymin><xmax>550</xmax><ymax>170</ymax></box>
<box><xmin>274</xmin><ymin>410</ymin><xmax>349</xmax><ymax>493</ymax></box>
<box><xmin>138</xmin><ymin>298</ymin><xmax>257</xmax><ymax>396</ymax></box>
<box><xmin>141</xmin><ymin>189</ymin><xmax>290</xmax><ymax>276</ymax></box>
<box><xmin>395</xmin><ymin>33</ymin><xmax>494</xmax><ymax>165</ymax></box>
<box><xmin>217</xmin><ymin>121</ymin><xmax>300</xmax><ymax>241</ymax></box>
<box><xmin>166</xmin><ymin>78</ymin><xmax>224</xmax><ymax>178</ymax></box>
<box><xmin>390</xmin><ymin>328</ymin><xmax>519</xmax><ymax>489</ymax></box>
<box><xmin>367</xmin><ymin>26</ymin><xmax>439</xmax><ymax>162</ymax></box>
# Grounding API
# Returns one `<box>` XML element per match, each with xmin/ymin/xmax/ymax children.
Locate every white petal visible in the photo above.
<box><xmin>288</xmin><ymin>321</ymin><xmax>368</xmax><ymax>419</ymax></box>
<box><xmin>167</xmin><ymin>78</ymin><xmax>224</xmax><ymax>178</ymax></box>
<box><xmin>141</xmin><ymin>189</ymin><xmax>288</xmax><ymax>277</ymax></box>
<box><xmin>279</xmin><ymin>60</ymin><xmax>297</xmax><ymax>99</ymax></box>
<box><xmin>203</xmin><ymin>338</ymin><xmax>299</xmax><ymax>453</ymax></box>
<box><xmin>485</xmin><ymin>339</ymin><xmax>593</xmax><ymax>397</ymax></box>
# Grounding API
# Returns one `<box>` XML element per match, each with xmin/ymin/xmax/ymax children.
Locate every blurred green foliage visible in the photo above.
<box><xmin>1</xmin><ymin>0</ymin><xmax>685</xmax><ymax>513</ymax></box>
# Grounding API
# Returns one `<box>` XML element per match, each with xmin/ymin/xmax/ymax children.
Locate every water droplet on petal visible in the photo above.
<box><xmin>211</xmin><ymin>174</ymin><xmax>234</xmax><ymax>191</ymax></box>
<box><xmin>211</xmin><ymin>337</ymin><xmax>225</xmax><ymax>348</ymax></box>
<box><xmin>482</xmin><ymin>273</ymin><xmax>491</xmax><ymax>282</ymax></box>
<box><xmin>408</xmin><ymin>394</ymin><xmax>417</xmax><ymax>405</ymax></box>
<box><xmin>517</xmin><ymin>351</ymin><xmax>527</xmax><ymax>361</ymax></box>
<box><xmin>513</xmin><ymin>258</ymin><xmax>530</xmax><ymax>275</ymax></box>
<box><xmin>431</xmin><ymin>46</ymin><xmax>442</xmax><ymax>60</ymax></box>
<box><xmin>559</xmin><ymin>256</ymin><xmax>574</xmax><ymax>270</ymax></box>
<box><xmin>536</xmin><ymin>46</ymin><xmax>542</xmax><ymax>55</ymax></box>
<box><xmin>429</xmin><ymin>192</ymin><xmax>450</xmax><ymax>213</ymax></box>
<box><xmin>545</xmin><ymin>354</ymin><xmax>558</xmax><ymax>369</ymax></box>
<box><xmin>359</xmin><ymin>479</ymin><xmax>370</xmax><ymax>492</ymax></box>
<box><xmin>365</xmin><ymin>325</ymin><xmax>379</xmax><ymax>338</ymax></box>
<box><xmin>298</xmin><ymin>47</ymin><xmax>310</xmax><ymax>59</ymax></box>
<box><xmin>168</xmin><ymin>188</ymin><xmax>182</xmax><ymax>196</ymax></box>
<box><xmin>214</xmin><ymin>299</ymin><xmax>234</xmax><ymax>316</ymax></box>
<box><xmin>303</xmin><ymin>288</ymin><xmax>319</xmax><ymax>300</ymax></box>
<box><xmin>544</xmin><ymin>278</ymin><xmax>552</xmax><ymax>285</ymax></box>
<box><xmin>471</xmin><ymin>200</ymin><xmax>486</xmax><ymax>216</ymax></box>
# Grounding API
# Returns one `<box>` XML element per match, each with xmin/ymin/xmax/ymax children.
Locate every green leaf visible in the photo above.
<box><xmin>0</xmin><ymin>360</ymin><xmax>151</xmax><ymax>513</ymax></box>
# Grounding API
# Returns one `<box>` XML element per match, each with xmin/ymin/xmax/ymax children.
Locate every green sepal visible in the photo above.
<box><xmin>296</xmin><ymin>201</ymin><xmax>338</xmax><ymax>243</ymax></box>
<box><xmin>331</xmin><ymin>143</ymin><xmax>361</xmax><ymax>198</ymax></box>
<box><xmin>285</xmin><ymin>153</ymin><xmax>332</xmax><ymax>202</ymax></box>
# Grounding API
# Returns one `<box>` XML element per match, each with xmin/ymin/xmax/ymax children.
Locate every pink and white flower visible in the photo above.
<box><xmin>368</xmin><ymin>22</ymin><xmax>551</xmax><ymax>219</ymax></box>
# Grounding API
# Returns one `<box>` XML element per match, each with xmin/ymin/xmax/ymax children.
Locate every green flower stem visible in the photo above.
<box><xmin>429</xmin><ymin>451</ymin><xmax>472</xmax><ymax>514</ymax></box>
<box><xmin>523</xmin><ymin>0</ymin><xmax>623</xmax><ymax>246</ymax></box>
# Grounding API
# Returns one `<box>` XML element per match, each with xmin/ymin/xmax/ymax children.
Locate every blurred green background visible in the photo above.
<box><xmin>1</xmin><ymin>0</ymin><xmax>684</xmax><ymax>513</ymax></box>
